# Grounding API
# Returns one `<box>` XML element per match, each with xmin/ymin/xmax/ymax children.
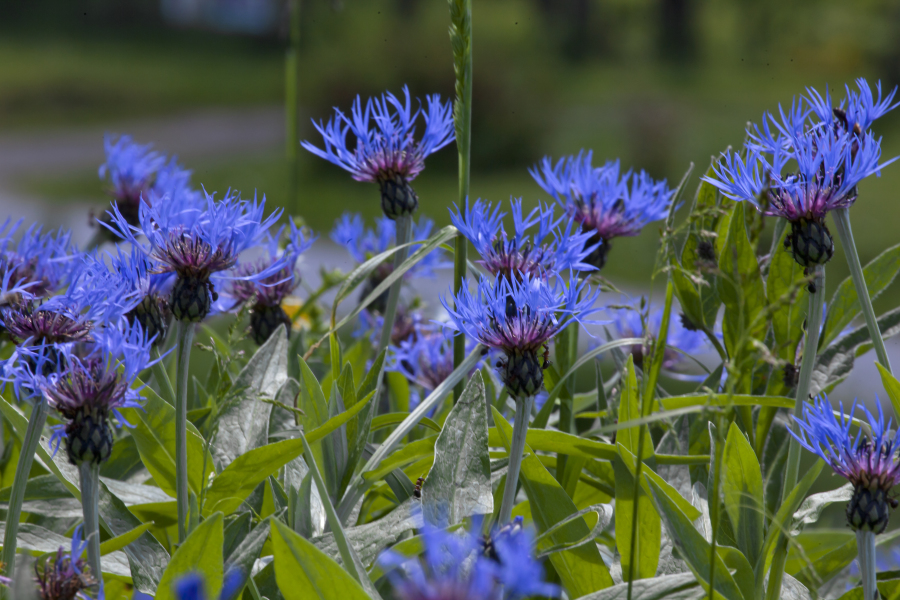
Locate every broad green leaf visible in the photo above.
<box><xmin>791</xmin><ymin>483</ymin><xmax>853</xmax><ymax>535</ymax></box>
<box><xmin>119</xmin><ymin>384</ymin><xmax>214</xmax><ymax>497</ymax></box>
<box><xmin>371</xmin><ymin>413</ymin><xmax>442</xmax><ymax>433</ymax></box>
<box><xmin>613</xmin><ymin>451</ymin><xmax>661</xmax><ymax>581</ymax></box>
<box><xmin>362</xmin><ymin>438</ymin><xmax>436</xmax><ymax>482</ymax></box>
<box><xmin>203</xmin><ymin>390</ymin><xmax>374</xmax><ymax>516</ymax></box>
<box><xmin>155</xmin><ymin>512</ymin><xmax>224</xmax><ymax>600</ymax></box>
<box><xmin>767</xmin><ymin>226</ymin><xmax>808</xmax><ymax>367</ymax></box>
<box><xmin>423</xmin><ymin>371</ymin><xmax>492</xmax><ymax>526</ymax></box>
<box><xmin>876</xmin><ymin>363</ymin><xmax>900</xmax><ymax>422</ymax></box>
<box><xmin>221</xmin><ymin>518</ymin><xmax>272</xmax><ymax>600</ymax></box>
<box><xmin>579</xmin><ymin>572</ymin><xmax>704</xmax><ymax>600</ymax></box>
<box><xmin>821</xmin><ymin>242</ymin><xmax>900</xmax><ymax>349</ymax></box>
<box><xmin>786</xmin><ymin>530</ymin><xmax>856</xmax><ymax>590</ymax></box>
<box><xmin>660</xmin><ymin>394</ymin><xmax>793</xmax><ymax>410</ymax></box>
<box><xmin>647</xmin><ymin>478</ymin><xmax>745</xmax><ymax>600</ymax></box>
<box><xmin>98</xmin><ymin>523</ymin><xmax>153</xmax><ymax>556</ymax></box>
<box><xmin>812</xmin><ymin>307</ymin><xmax>900</xmax><ymax>396</ymax></box>
<box><xmin>211</xmin><ymin>326</ymin><xmax>288</xmax><ymax>470</ymax></box>
<box><xmin>722</xmin><ymin>422</ymin><xmax>764</xmax><ymax>568</ymax></box>
<box><xmin>343</xmin><ymin>350</ymin><xmax>386</xmax><ymax>494</ymax></box>
<box><xmin>493</xmin><ymin>407</ymin><xmax>614</xmax><ymax>596</ymax></box>
<box><xmin>617</xmin><ymin>355</ymin><xmax>653</xmax><ymax>460</ymax></box>
<box><xmin>717</xmin><ymin>203</ymin><xmax>767</xmax><ymax>391</ymax></box>
<box><xmin>488</xmin><ymin>427</ymin><xmax>617</xmax><ymax>461</ymax></box>
<box><xmin>616</xmin><ymin>445</ymin><xmax>701</xmax><ymax>521</ymax></box>
<box><xmin>271</xmin><ymin>519</ymin><xmax>370</xmax><ymax>600</ymax></box>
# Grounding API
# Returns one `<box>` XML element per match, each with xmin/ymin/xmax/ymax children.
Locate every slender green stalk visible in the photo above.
<box><xmin>768</xmin><ymin>264</ymin><xmax>825</xmax><ymax>600</ymax></box>
<box><xmin>708</xmin><ymin>416</ymin><xmax>726</xmax><ymax>600</ymax></box>
<box><xmin>625</xmin><ymin>411</ymin><xmax>649</xmax><ymax>595</ymax></box>
<box><xmin>833</xmin><ymin>208</ymin><xmax>892</xmax><ymax>373</ymax></box>
<box><xmin>448</xmin><ymin>0</ymin><xmax>473</xmax><ymax>402</ymax></box>
<box><xmin>1</xmin><ymin>398</ymin><xmax>49</xmax><ymax>592</ymax></box>
<box><xmin>285</xmin><ymin>0</ymin><xmax>302</xmax><ymax>215</ymax></box>
<box><xmin>856</xmin><ymin>530</ymin><xmax>877</xmax><ymax>600</ymax></box>
<box><xmin>377</xmin><ymin>215</ymin><xmax>412</xmax><ymax>354</ymax></box>
<box><xmin>174</xmin><ymin>321</ymin><xmax>195</xmax><ymax>543</ymax></box>
<box><xmin>498</xmin><ymin>395</ymin><xmax>533</xmax><ymax>525</ymax></box>
<box><xmin>79</xmin><ymin>460</ymin><xmax>102</xmax><ymax>587</ymax></box>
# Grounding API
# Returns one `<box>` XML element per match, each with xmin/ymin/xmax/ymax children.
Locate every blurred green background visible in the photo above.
<box><xmin>3</xmin><ymin>0</ymin><xmax>900</xmax><ymax>305</ymax></box>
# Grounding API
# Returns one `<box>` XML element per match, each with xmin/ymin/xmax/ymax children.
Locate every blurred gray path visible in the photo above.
<box><xmin>0</xmin><ymin>107</ymin><xmax>896</xmax><ymax>400</ymax></box>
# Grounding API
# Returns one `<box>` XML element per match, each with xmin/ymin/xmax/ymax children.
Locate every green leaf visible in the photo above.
<box><xmin>647</xmin><ymin>477</ymin><xmax>745</xmax><ymax>600</ymax></box>
<box><xmin>98</xmin><ymin>523</ymin><xmax>153</xmax><ymax>556</ymax></box>
<box><xmin>211</xmin><ymin>327</ymin><xmax>288</xmax><ymax>470</ymax></box>
<box><xmin>821</xmin><ymin>242</ymin><xmax>900</xmax><ymax>349</ymax></box>
<box><xmin>221</xmin><ymin>517</ymin><xmax>272</xmax><ymax>600</ymax></box>
<box><xmin>423</xmin><ymin>371</ymin><xmax>491</xmax><ymax>526</ymax></box>
<box><xmin>876</xmin><ymin>363</ymin><xmax>900</xmax><ymax>422</ymax></box>
<box><xmin>155</xmin><ymin>512</ymin><xmax>224</xmax><ymax>600</ymax></box>
<box><xmin>717</xmin><ymin>202</ymin><xmax>767</xmax><ymax>391</ymax></box>
<box><xmin>579</xmin><ymin>572</ymin><xmax>704</xmax><ymax>600</ymax></box>
<box><xmin>203</xmin><ymin>390</ymin><xmax>374</xmax><ymax>515</ymax></box>
<box><xmin>343</xmin><ymin>350</ymin><xmax>386</xmax><ymax>493</ymax></box>
<box><xmin>271</xmin><ymin>519</ymin><xmax>370</xmax><ymax>600</ymax></box>
<box><xmin>613</xmin><ymin>451</ymin><xmax>661</xmax><ymax>581</ymax></box>
<box><xmin>767</xmin><ymin>226</ymin><xmax>808</xmax><ymax>366</ymax></box>
<box><xmin>791</xmin><ymin>483</ymin><xmax>853</xmax><ymax>536</ymax></box>
<box><xmin>616</xmin><ymin>445</ymin><xmax>701</xmax><ymax>521</ymax></box>
<box><xmin>119</xmin><ymin>384</ymin><xmax>214</xmax><ymax>497</ymax></box>
<box><xmin>660</xmin><ymin>394</ymin><xmax>793</xmax><ymax>410</ymax></box>
<box><xmin>786</xmin><ymin>530</ymin><xmax>856</xmax><ymax>590</ymax></box>
<box><xmin>362</xmin><ymin>438</ymin><xmax>436</xmax><ymax>482</ymax></box>
<box><xmin>371</xmin><ymin>413</ymin><xmax>441</xmax><ymax>433</ymax></box>
<box><xmin>492</xmin><ymin>406</ymin><xmax>614</xmax><ymax>596</ymax></box>
<box><xmin>617</xmin><ymin>355</ymin><xmax>653</xmax><ymax>460</ymax></box>
<box><xmin>812</xmin><ymin>307</ymin><xmax>900</xmax><ymax>396</ymax></box>
<box><xmin>722</xmin><ymin>422</ymin><xmax>764</xmax><ymax>569</ymax></box>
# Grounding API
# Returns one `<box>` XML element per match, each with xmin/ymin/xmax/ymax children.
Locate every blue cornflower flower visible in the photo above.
<box><xmin>331</xmin><ymin>213</ymin><xmax>448</xmax><ymax>314</ymax></box>
<box><xmin>173</xmin><ymin>568</ymin><xmax>244</xmax><ymax>600</ymax></box>
<box><xmin>357</xmin><ymin>304</ymin><xmax>422</xmax><ymax>349</ymax></box>
<box><xmin>790</xmin><ymin>396</ymin><xmax>900</xmax><ymax>533</ymax></box>
<box><xmin>98</xmin><ymin>134</ymin><xmax>200</xmax><ymax>231</ymax></box>
<box><xmin>530</xmin><ymin>152</ymin><xmax>674</xmax><ymax>269</ymax></box>
<box><xmin>35</xmin><ymin>525</ymin><xmax>97</xmax><ymax>600</ymax></box>
<box><xmin>450</xmin><ymin>198</ymin><xmax>598</xmax><ymax>281</ymax></box>
<box><xmin>805</xmin><ymin>79</ymin><xmax>899</xmax><ymax>135</ymax></box>
<box><xmin>442</xmin><ymin>272</ymin><xmax>600</xmax><ymax>398</ymax></box>
<box><xmin>607</xmin><ymin>302</ymin><xmax>711</xmax><ymax>372</ymax></box>
<box><xmin>227</xmin><ymin>221</ymin><xmax>316</xmax><ymax>344</ymax></box>
<box><xmin>706</xmin><ymin>80</ymin><xmax>899</xmax><ymax>268</ymax></box>
<box><xmin>302</xmin><ymin>86</ymin><xmax>455</xmax><ymax>219</ymax></box>
<box><xmin>378</xmin><ymin>518</ymin><xmax>557</xmax><ymax>600</ymax></box>
<box><xmin>9</xmin><ymin>318</ymin><xmax>152</xmax><ymax>465</ymax></box>
<box><xmin>106</xmin><ymin>189</ymin><xmax>283</xmax><ymax>322</ymax></box>
<box><xmin>0</xmin><ymin>219</ymin><xmax>80</xmax><ymax>298</ymax></box>
<box><xmin>388</xmin><ymin>321</ymin><xmax>481</xmax><ymax>397</ymax></box>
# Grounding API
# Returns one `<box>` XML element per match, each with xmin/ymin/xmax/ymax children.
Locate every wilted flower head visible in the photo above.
<box><xmin>34</xmin><ymin>525</ymin><xmax>97</xmax><ymax>600</ymax></box>
<box><xmin>332</xmin><ymin>213</ymin><xmax>447</xmax><ymax>313</ymax></box>
<box><xmin>442</xmin><ymin>273</ymin><xmax>599</xmax><ymax>398</ymax></box>
<box><xmin>106</xmin><ymin>189</ymin><xmax>283</xmax><ymax>322</ymax></box>
<box><xmin>378</xmin><ymin>519</ymin><xmax>557</xmax><ymax>600</ymax></box>
<box><xmin>0</xmin><ymin>219</ymin><xmax>79</xmax><ymax>298</ymax></box>
<box><xmin>302</xmin><ymin>87</ymin><xmax>455</xmax><ymax>219</ymax></box>
<box><xmin>531</xmin><ymin>152</ymin><xmax>674</xmax><ymax>269</ymax></box>
<box><xmin>706</xmin><ymin>79</ymin><xmax>898</xmax><ymax>268</ymax></box>
<box><xmin>790</xmin><ymin>396</ymin><xmax>900</xmax><ymax>533</ymax></box>
<box><xmin>98</xmin><ymin>134</ymin><xmax>199</xmax><ymax>229</ymax></box>
<box><xmin>608</xmin><ymin>302</ymin><xmax>711</xmax><ymax>372</ymax></box>
<box><xmin>450</xmin><ymin>198</ymin><xmax>598</xmax><ymax>281</ymax></box>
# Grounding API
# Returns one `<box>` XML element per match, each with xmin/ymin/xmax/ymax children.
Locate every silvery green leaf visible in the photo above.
<box><xmin>223</xmin><ymin>513</ymin><xmax>252</xmax><ymax>562</ymax></box>
<box><xmin>781</xmin><ymin>573</ymin><xmax>813</xmax><ymax>600</ymax></box>
<box><xmin>269</xmin><ymin>378</ymin><xmax>302</xmax><ymax>440</ymax></box>
<box><xmin>0</xmin><ymin>522</ymin><xmax>132</xmax><ymax>578</ymax></box>
<box><xmin>0</xmin><ymin>474</ymin><xmax>69</xmax><ymax>501</ymax></box>
<box><xmin>102</xmin><ymin>477</ymin><xmax>173</xmax><ymax>505</ymax></box>
<box><xmin>285</xmin><ymin>456</ymin><xmax>325</xmax><ymax>537</ymax></box>
<box><xmin>579</xmin><ymin>573</ymin><xmax>704</xmax><ymax>600</ymax></box>
<box><xmin>422</xmin><ymin>371</ymin><xmax>491</xmax><ymax>526</ymax></box>
<box><xmin>213</xmin><ymin>326</ymin><xmax>289</xmax><ymax>470</ymax></box>
<box><xmin>791</xmin><ymin>483</ymin><xmax>854</xmax><ymax>535</ymax></box>
<box><xmin>222</xmin><ymin>517</ymin><xmax>273</xmax><ymax>600</ymax></box>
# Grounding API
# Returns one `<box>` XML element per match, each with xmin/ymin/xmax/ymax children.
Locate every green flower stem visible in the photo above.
<box><xmin>174</xmin><ymin>321</ymin><xmax>195</xmax><ymax>544</ymax></box>
<box><xmin>285</xmin><ymin>0</ymin><xmax>302</xmax><ymax>214</ymax></box>
<box><xmin>498</xmin><ymin>395</ymin><xmax>533</xmax><ymax>526</ymax></box>
<box><xmin>449</xmin><ymin>0</ymin><xmax>473</xmax><ymax>401</ymax></box>
<box><xmin>1</xmin><ymin>398</ymin><xmax>49</xmax><ymax>591</ymax></box>
<box><xmin>856</xmin><ymin>530</ymin><xmax>877</xmax><ymax>600</ymax></box>
<box><xmin>79</xmin><ymin>460</ymin><xmax>102</xmax><ymax>588</ymax></box>
<box><xmin>833</xmin><ymin>207</ymin><xmax>892</xmax><ymax>373</ymax></box>
<box><xmin>376</xmin><ymin>214</ymin><xmax>412</xmax><ymax>354</ymax></box>
<box><xmin>768</xmin><ymin>263</ymin><xmax>825</xmax><ymax>600</ymax></box>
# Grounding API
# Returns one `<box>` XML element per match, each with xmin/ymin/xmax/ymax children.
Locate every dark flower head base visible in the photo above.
<box><xmin>1</xmin><ymin>301</ymin><xmax>93</xmax><ymax>347</ymax></box>
<box><xmin>442</xmin><ymin>272</ymin><xmax>599</xmax><ymax>400</ymax></box>
<box><xmin>302</xmin><ymin>87</ymin><xmax>454</xmax><ymax>219</ymax></box>
<box><xmin>106</xmin><ymin>189</ymin><xmax>284</xmax><ymax>324</ymax></box>
<box><xmin>451</xmin><ymin>198</ymin><xmax>598</xmax><ymax>282</ymax></box>
<box><xmin>707</xmin><ymin>79</ymin><xmax>898</xmax><ymax>268</ymax></box>
<box><xmin>531</xmin><ymin>152</ymin><xmax>674</xmax><ymax>270</ymax></box>
<box><xmin>35</xmin><ymin>526</ymin><xmax>96</xmax><ymax>600</ymax></box>
<box><xmin>790</xmin><ymin>396</ymin><xmax>900</xmax><ymax>533</ymax></box>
